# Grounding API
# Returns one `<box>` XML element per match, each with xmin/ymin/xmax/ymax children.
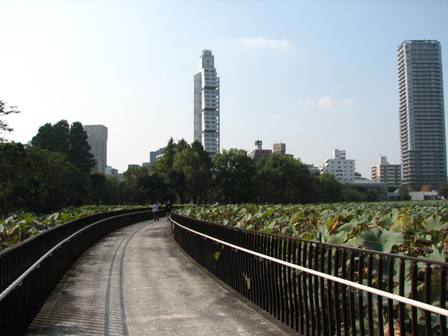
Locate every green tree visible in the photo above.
<box><xmin>122</xmin><ymin>165</ymin><xmax>149</xmax><ymax>203</ymax></box>
<box><xmin>32</xmin><ymin>120</ymin><xmax>70</xmax><ymax>153</ymax></box>
<box><xmin>68</xmin><ymin>122</ymin><xmax>95</xmax><ymax>174</ymax></box>
<box><xmin>151</xmin><ymin>138</ymin><xmax>211</xmax><ymax>203</ymax></box>
<box><xmin>212</xmin><ymin>149</ymin><xmax>256</xmax><ymax>203</ymax></box>
<box><xmin>173</xmin><ymin>144</ymin><xmax>211</xmax><ymax>203</ymax></box>
<box><xmin>25</xmin><ymin>147</ymin><xmax>89</xmax><ymax>211</ymax></box>
<box><xmin>439</xmin><ymin>185</ymin><xmax>448</xmax><ymax>199</ymax></box>
<box><xmin>171</xmin><ymin>144</ymin><xmax>190</xmax><ymax>203</ymax></box>
<box><xmin>316</xmin><ymin>173</ymin><xmax>342</xmax><ymax>202</ymax></box>
<box><xmin>31</xmin><ymin>120</ymin><xmax>94</xmax><ymax>175</ymax></box>
<box><xmin>137</xmin><ymin>174</ymin><xmax>171</xmax><ymax>203</ymax></box>
<box><xmin>0</xmin><ymin>100</ymin><xmax>20</xmax><ymax>143</ymax></box>
<box><xmin>90</xmin><ymin>173</ymin><xmax>122</xmax><ymax>204</ymax></box>
<box><xmin>255</xmin><ymin>154</ymin><xmax>313</xmax><ymax>203</ymax></box>
<box><xmin>340</xmin><ymin>184</ymin><xmax>368</xmax><ymax>202</ymax></box>
<box><xmin>152</xmin><ymin>138</ymin><xmax>176</xmax><ymax>196</ymax></box>
<box><xmin>0</xmin><ymin>142</ymin><xmax>28</xmax><ymax>211</ymax></box>
<box><xmin>0</xmin><ymin>143</ymin><xmax>89</xmax><ymax>213</ymax></box>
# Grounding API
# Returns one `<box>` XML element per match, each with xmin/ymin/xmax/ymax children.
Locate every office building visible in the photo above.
<box><xmin>84</xmin><ymin>125</ymin><xmax>108</xmax><ymax>173</ymax></box>
<box><xmin>398</xmin><ymin>40</ymin><xmax>447</xmax><ymax>190</ymax></box>
<box><xmin>149</xmin><ymin>148</ymin><xmax>165</xmax><ymax>164</ymax></box>
<box><xmin>321</xmin><ymin>149</ymin><xmax>356</xmax><ymax>182</ymax></box>
<box><xmin>194</xmin><ymin>49</ymin><xmax>220</xmax><ymax>157</ymax></box>
<box><xmin>371</xmin><ymin>156</ymin><xmax>402</xmax><ymax>189</ymax></box>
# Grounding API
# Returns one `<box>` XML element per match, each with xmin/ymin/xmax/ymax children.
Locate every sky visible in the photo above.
<box><xmin>1</xmin><ymin>0</ymin><xmax>447</xmax><ymax>177</ymax></box>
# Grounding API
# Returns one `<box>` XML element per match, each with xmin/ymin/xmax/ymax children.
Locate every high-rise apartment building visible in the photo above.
<box><xmin>194</xmin><ymin>49</ymin><xmax>220</xmax><ymax>157</ymax></box>
<box><xmin>371</xmin><ymin>156</ymin><xmax>402</xmax><ymax>189</ymax></box>
<box><xmin>321</xmin><ymin>149</ymin><xmax>356</xmax><ymax>182</ymax></box>
<box><xmin>398</xmin><ymin>40</ymin><xmax>447</xmax><ymax>190</ymax></box>
<box><xmin>84</xmin><ymin>125</ymin><xmax>108</xmax><ymax>173</ymax></box>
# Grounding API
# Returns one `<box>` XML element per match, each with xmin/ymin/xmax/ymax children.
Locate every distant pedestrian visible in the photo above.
<box><xmin>152</xmin><ymin>201</ymin><xmax>160</xmax><ymax>221</ymax></box>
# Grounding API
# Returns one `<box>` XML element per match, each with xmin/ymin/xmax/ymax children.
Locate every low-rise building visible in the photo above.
<box><xmin>409</xmin><ymin>191</ymin><xmax>439</xmax><ymax>201</ymax></box>
<box><xmin>250</xmin><ymin>140</ymin><xmax>294</xmax><ymax>162</ymax></box>
<box><xmin>250</xmin><ymin>140</ymin><xmax>272</xmax><ymax>162</ymax></box>
<box><xmin>273</xmin><ymin>143</ymin><xmax>286</xmax><ymax>154</ymax></box>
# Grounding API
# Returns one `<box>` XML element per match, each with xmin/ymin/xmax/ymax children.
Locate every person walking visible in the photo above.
<box><xmin>152</xmin><ymin>201</ymin><xmax>160</xmax><ymax>221</ymax></box>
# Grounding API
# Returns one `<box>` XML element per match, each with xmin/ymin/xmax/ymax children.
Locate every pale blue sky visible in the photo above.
<box><xmin>1</xmin><ymin>0</ymin><xmax>447</xmax><ymax>177</ymax></box>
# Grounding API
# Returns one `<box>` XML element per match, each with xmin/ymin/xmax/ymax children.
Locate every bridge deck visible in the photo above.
<box><xmin>27</xmin><ymin>219</ymin><xmax>291</xmax><ymax>336</ymax></box>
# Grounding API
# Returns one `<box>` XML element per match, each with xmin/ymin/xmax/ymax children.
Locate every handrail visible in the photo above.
<box><xmin>0</xmin><ymin>209</ymin><xmax>153</xmax><ymax>335</ymax></box>
<box><xmin>170</xmin><ymin>215</ymin><xmax>448</xmax><ymax>318</ymax></box>
<box><xmin>0</xmin><ymin>212</ymin><xmax>135</xmax><ymax>302</ymax></box>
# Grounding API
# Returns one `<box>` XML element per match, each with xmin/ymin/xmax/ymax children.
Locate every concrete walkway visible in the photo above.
<box><xmin>27</xmin><ymin>219</ymin><xmax>291</xmax><ymax>336</ymax></box>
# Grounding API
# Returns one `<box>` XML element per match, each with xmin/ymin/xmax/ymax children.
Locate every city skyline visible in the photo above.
<box><xmin>1</xmin><ymin>1</ymin><xmax>447</xmax><ymax>177</ymax></box>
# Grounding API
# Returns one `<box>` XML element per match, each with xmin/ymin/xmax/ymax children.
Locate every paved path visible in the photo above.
<box><xmin>27</xmin><ymin>219</ymin><xmax>291</xmax><ymax>336</ymax></box>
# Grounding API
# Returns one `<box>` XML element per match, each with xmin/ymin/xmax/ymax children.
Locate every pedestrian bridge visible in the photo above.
<box><xmin>1</xmin><ymin>209</ymin><xmax>448</xmax><ymax>335</ymax></box>
<box><xmin>27</xmin><ymin>219</ymin><xmax>289</xmax><ymax>335</ymax></box>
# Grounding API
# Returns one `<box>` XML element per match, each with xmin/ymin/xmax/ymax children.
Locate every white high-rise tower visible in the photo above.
<box><xmin>194</xmin><ymin>50</ymin><xmax>220</xmax><ymax>157</ymax></box>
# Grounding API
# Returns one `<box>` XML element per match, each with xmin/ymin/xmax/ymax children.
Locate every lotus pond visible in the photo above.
<box><xmin>178</xmin><ymin>202</ymin><xmax>448</xmax><ymax>261</ymax></box>
<box><xmin>0</xmin><ymin>205</ymin><xmax>146</xmax><ymax>251</ymax></box>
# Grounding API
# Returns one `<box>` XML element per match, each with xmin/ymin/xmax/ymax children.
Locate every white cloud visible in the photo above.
<box><xmin>341</xmin><ymin>97</ymin><xmax>357</xmax><ymax>107</ymax></box>
<box><xmin>317</xmin><ymin>96</ymin><xmax>334</xmax><ymax>109</ymax></box>
<box><xmin>240</xmin><ymin>36</ymin><xmax>293</xmax><ymax>49</ymax></box>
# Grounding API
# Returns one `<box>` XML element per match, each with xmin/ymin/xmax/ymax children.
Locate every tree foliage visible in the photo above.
<box><xmin>212</xmin><ymin>149</ymin><xmax>255</xmax><ymax>203</ymax></box>
<box><xmin>255</xmin><ymin>154</ymin><xmax>315</xmax><ymax>203</ymax></box>
<box><xmin>1</xmin><ymin>129</ymin><xmax>391</xmax><ymax>215</ymax></box>
<box><xmin>31</xmin><ymin>120</ymin><xmax>95</xmax><ymax>174</ymax></box>
<box><xmin>0</xmin><ymin>143</ymin><xmax>88</xmax><ymax>212</ymax></box>
<box><xmin>0</xmin><ymin>100</ymin><xmax>20</xmax><ymax>142</ymax></box>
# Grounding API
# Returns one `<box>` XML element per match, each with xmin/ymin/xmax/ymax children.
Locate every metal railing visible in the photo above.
<box><xmin>0</xmin><ymin>209</ymin><xmax>154</xmax><ymax>335</ymax></box>
<box><xmin>170</xmin><ymin>212</ymin><xmax>448</xmax><ymax>336</ymax></box>
<box><xmin>0</xmin><ymin>208</ymin><xmax>149</xmax><ymax>294</ymax></box>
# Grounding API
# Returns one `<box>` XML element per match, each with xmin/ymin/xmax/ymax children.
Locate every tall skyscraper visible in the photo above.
<box><xmin>84</xmin><ymin>125</ymin><xmax>108</xmax><ymax>173</ymax></box>
<box><xmin>194</xmin><ymin>49</ymin><xmax>220</xmax><ymax>157</ymax></box>
<box><xmin>397</xmin><ymin>40</ymin><xmax>447</xmax><ymax>190</ymax></box>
